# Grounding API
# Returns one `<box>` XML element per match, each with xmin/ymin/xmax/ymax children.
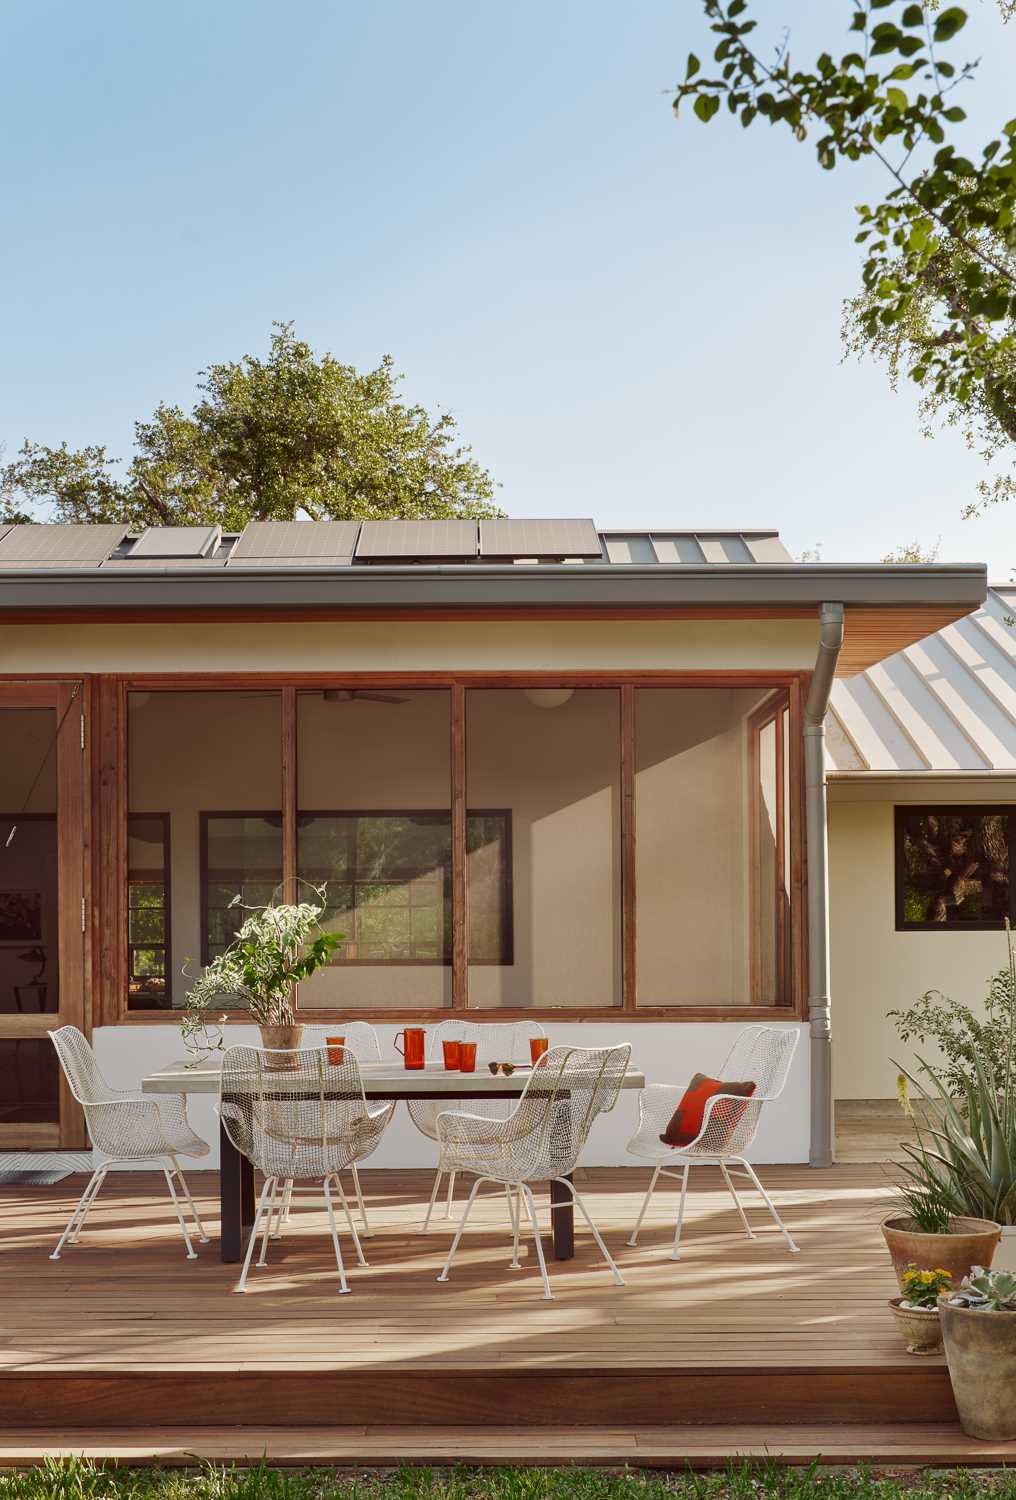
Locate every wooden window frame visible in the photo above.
<box><xmin>894</xmin><ymin>804</ymin><xmax>1016</xmax><ymax>932</ymax></box>
<box><xmin>126</xmin><ymin>812</ymin><xmax>171</xmax><ymax>1010</ymax></box>
<box><xmin>94</xmin><ymin>670</ymin><xmax>807</xmax><ymax>1024</ymax></box>
<box><xmin>746</xmin><ymin>692</ymin><xmax>795</xmax><ymax>1008</ymax></box>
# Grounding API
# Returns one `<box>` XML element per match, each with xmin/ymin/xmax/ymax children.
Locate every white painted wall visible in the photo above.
<box><xmin>92</xmin><ymin>1019</ymin><xmax>810</xmax><ymax>1166</ymax></box>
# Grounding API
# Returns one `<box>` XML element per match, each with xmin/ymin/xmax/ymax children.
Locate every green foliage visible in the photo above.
<box><xmin>901</xmin><ymin>1262</ymin><xmax>953</xmax><ymax>1305</ymax></box>
<box><xmin>1</xmin><ymin>324</ymin><xmax>500</xmax><ymax>529</ymax></box>
<box><xmin>891</xmin><ymin>1168</ymin><xmax>955</xmax><ymax>1231</ymax></box>
<box><xmin>889</xmin><ymin>961</ymin><xmax>1016</xmax><ymax>1097</ymax></box>
<box><xmin>950</xmin><ymin>1265</ymin><xmax>1016</xmax><ymax>1309</ymax></box>
<box><xmin>880</xmin><ymin>538</ymin><xmax>940</xmax><ymax>562</ymax></box>
<box><xmin>674</xmin><ymin>3</ymin><xmax>1016</xmax><ymax>513</ymax></box>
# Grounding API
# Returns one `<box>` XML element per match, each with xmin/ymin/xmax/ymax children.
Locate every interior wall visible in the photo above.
<box><xmin>0</xmin><ymin>710</ymin><xmax>59</xmax><ymax>1016</ymax></box>
<box><xmin>829</xmin><ymin>797</ymin><xmax>1013</xmax><ymax>1098</ymax></box>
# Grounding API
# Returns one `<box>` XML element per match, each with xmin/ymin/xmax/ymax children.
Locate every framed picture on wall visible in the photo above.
<box><xmin>0</xmin><ymin>891</ymin><xmax>43</xmax><ymax>942</ymax></box>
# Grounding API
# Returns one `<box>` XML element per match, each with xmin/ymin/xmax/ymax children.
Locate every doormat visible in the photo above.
<box><xmin>0</xmin><ymin>1167</ymin><xmax>71</xmax><ymax>1185</ymax></box>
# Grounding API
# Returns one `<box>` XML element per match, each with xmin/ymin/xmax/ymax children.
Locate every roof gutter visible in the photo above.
<box><xmin>804</xmin><ymin>602</ymin><xmax>845</xmax><ymax>1170</ymax></box>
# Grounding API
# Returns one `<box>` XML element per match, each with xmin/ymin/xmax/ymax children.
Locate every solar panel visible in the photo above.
<box><xmin>229</xmin><ymin>520</ymin><xmax>360</xmax><ymax>562</ymax></box>
<box><xmin>479</xmin><ymin>519</ymin><xmax>602</xmax><ymax>559</ymax></box>
<box><xmin>129</xmin><ymin>525</ymin><xmax>221</xmax><ymax>558</ymax></box>
<box><xmin>0</xmin><ymin>523</ymin><xmax>127</xmax><ymax>564</ymax></box>
<box><xmin>355</xmin><ymin>520</ymin><xmax>478</xmax><ymax>559</ymax></box>
<box><xmin>101</xmin><ymin>557</ymin><xmax>227</xmax><ymax>570</ymax></box>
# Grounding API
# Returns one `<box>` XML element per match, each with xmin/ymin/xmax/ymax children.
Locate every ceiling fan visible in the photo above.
<box><xmin>322</xmin><ymin>689</ymin><xmax>409</xmax><ymax>706</ymax></box>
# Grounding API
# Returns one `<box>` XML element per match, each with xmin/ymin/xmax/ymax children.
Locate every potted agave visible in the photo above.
<box><xmin>940</xmin><ymin>1268</ymin><xmax>1016</xmax><ymax>1440</ymax></box>
<box><xmin>185</xmin><ymin>887</ymin><xmax>342</xmax><ymax>1064</ymax></box>
<box><xmin>889</xmin><ymin>1264</ymin><xmax>951</xmax><ymax>1355</ymax></box>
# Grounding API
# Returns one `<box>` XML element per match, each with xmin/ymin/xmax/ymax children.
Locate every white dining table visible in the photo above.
<box><xmin>143</xmin><ymin>1056</ymin><xmax>646</xmax><ymax>1263</ymax></box>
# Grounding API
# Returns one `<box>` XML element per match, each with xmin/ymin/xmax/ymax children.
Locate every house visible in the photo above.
<box><xmin>827</xmin><ymin>582</ymin><xmax>1016</xmax><ymax>1143</ymax></box>
<box><xmin>0</xmin><ymin>518</ymin><xmax>997</xmax><ymax>1171</ymax></box>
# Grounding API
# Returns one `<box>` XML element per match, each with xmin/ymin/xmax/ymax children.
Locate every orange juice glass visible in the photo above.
<box><xmin>442</xmin><ymin>1039</ymin><xmax>461</xmax><ymax>1071</ymax></box>
<box><xmin>326</xmin><ymin>1035</ymin><xmax>346</xmax><ymax>1064</ymax></box>
<box><xmin>459</xmin><ymin>1041</ymin><xmax>477</xmax><ymax>1073</ymax></box>
<box><xmin>530</xmin><ymin>1036</ymin><xmax>549</xmax><ymax>1064</ymax></box>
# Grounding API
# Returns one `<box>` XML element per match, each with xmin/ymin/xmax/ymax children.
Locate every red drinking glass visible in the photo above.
<box><xmin>530</xmin><ymin>1036</ymin><xmax>549</xmax><ymax>1065</ymax></box>
<box><xmin>442</xmin><ymin>1040</ymin><xmax>461</xmax><ymax>1071</ymax></box>
<box><xmin>326</xmin><ymin>1035</ymin><xmax>346</xmax><ymax>1065</ymax></box>
<box><xmin>459</xmin><ymin>1041</ymin><xmax>477</xmax><ymax>1073</ymax></box>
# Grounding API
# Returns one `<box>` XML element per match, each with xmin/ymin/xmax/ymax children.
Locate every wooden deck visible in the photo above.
<box><xmin>0</xmin><ymin>1164</ymin><xmax>1007</xmax><ymax>1465</ymax></box>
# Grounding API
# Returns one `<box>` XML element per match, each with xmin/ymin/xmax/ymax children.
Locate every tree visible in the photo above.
<box><xmin>881</xmin><ymin>537</ymin><xmax>941</xmax><ymax>560</ymax></box>
<box><xmin>674</xmin><ymin>3</ymin><xmax>1016</xmax><ymax>514</ymax></box>
<box><xmin>1</xmin><ymin>323</ymin><xmax>500</xmax><ymax>529</ymax></box>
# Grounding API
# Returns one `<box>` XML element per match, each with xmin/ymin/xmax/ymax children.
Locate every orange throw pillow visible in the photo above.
<box><xmin>660</xmin><ymin>1073</ymin><xmax>756</xmax><ymax>1148</ymax></box>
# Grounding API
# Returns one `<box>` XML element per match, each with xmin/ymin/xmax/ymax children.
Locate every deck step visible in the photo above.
<box><xmin>0</xmin><ymin>1423</ymin><xmax>1014</xmax><ymax>1468</ymax></box>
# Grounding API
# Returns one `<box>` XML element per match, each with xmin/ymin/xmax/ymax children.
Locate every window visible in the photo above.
<box><xmin>127</xmin><ymin>815</ymin><xmax>170</xmax><ymax>1007</ymax></box>
<box><xmin>895</xmin><ymin>806</ymin><xmax>1014</xmax><ymax>930</ymax></box>
<box><xmin>201</xmin><ymin>813</ymin><xmax>284</xmax><ymax>963</ymax></box>
<box><xmin>297</xmin><ymin>810</ymin><xmax>511</xmax><ymax>964</ymax></box>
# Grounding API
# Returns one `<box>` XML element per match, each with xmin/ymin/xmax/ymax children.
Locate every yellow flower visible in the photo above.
<box><xmin>920</xmin><ymin>1271</ymin><xmax>934</xmax><ymax>1283</ymax></box>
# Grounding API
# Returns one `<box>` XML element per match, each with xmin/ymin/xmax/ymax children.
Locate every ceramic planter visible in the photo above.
<box><xmin>259</xmin><ymin>1023</ymin><xmax>304</xmax><ymax>1070</ymax></box>
<box><xmin>882</xmin><ymin>1215</ymin><xmax>1001</xmax><ymax>1292</ymax></box>
<box><xmin>939</xmin><ymin>1299</ymin><xmax>1016</xmax><ymax>1440</ymax></box>
<box><xmin>888</xmin><ymin>1297</ymin><xmax>942</xmax><ymax>1355</ymax></box>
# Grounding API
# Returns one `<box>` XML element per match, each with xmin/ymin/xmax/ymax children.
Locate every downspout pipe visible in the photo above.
<box><xmin>804</xmin><ymin>602</ymin><xmax>845</xmax><ymax>1168</ymax></box>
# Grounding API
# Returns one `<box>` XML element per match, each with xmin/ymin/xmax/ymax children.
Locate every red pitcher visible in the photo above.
<box><xmin>395</xmin><ymin>1027</ymin><xmax>426</xmax><ymax>1070</ymax></box>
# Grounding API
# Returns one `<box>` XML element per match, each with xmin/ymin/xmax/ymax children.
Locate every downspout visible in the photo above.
<box><xmin>804</xmin><ymin>602</ymin><xmax>845</xmax><ymax>1168</ymax></box>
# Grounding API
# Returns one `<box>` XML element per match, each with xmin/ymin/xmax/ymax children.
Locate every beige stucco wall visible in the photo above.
<box><xmin>829</xmin><ymin>791</ymin><xmax>1015</xmax><ymax>1099</ymax></box>
<box><xmin>0</xmin><ymin>616</ymin><xmax>819</xmax><ymax>673</ymax></box>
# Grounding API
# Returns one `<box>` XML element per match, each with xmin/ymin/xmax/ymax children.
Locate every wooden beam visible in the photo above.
<box><xmin>620</xmin><ymin>685</ymin><xmax>636</xmax><ymax>1011</ymax></box>
<box><xmin>451</xmin><ymin>685</ymin><xmax>467</xmax><ymax>1010</ymax></box>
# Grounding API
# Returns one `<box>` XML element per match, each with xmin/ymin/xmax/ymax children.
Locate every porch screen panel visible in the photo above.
<box><xmin>635</xmin><ymin>687</ymin><xmax>790</xmax><ymax>1007</ymax></box>
<box><xmin>127</xmin><ymin>690</ymin><xmax>282</xmax><ymax>1009</ymax></box>
<box><xmin>466</xmin><ymin>688</ymin><xmax>621</xmax><ymax>1009</ymax></box>
<box><xmin>295</xmin><ymin>689</ymin><xmax>452</xmax><ymax>1010</ymax></box>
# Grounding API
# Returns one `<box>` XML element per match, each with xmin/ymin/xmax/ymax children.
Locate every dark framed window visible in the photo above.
<box><xmin>297</xmin><ymin>809</ymin><xmax>512</xmax><ymax>965</ymax></box>
<box><xmin>200</xmin><ymin>812</ymin><xmax>284</xmax><ymax>964</ymax></box>
<box><xmin>127</xmin><ymin>814</ymin><xmax>170</xmax><ymax>1008</ymax></box>
<box><xmin>895</xmin><ymin>806</ymin><xmax>1014</xmax><ymax>930</ymax></box>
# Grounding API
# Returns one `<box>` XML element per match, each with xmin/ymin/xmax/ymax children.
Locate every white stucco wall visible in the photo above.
<box><xmin>92</xmin><ymin>1019</ymin><xmax>810</xmax><ymax>1166</ymax></box>
<box><xmin>829</xmin><ymin>791</ymin><xmax>1015</xmax><ymax>1099</ymax></box>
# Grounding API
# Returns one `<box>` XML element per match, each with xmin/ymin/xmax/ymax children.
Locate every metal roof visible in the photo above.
<box><xmin>479</xmin><ymin>518</ymin><xmax>602</xmax><ymax>558</ymax></box>
<box><xmin>828</xmin><ymin>588</ymin><xmax>1016</xmax><ymax>773</ymax></box>
<box><xmin>0</xmin><ymin>523</ymin><xmax>127</xmax><ymax>564</ymax></box>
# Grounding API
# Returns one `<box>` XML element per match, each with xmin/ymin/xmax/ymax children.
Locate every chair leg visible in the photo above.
<box><xmin>50</xmin><ymin>1167</ymin><xmax>106</xmax><ymax>1260</ymax></box>
<box><xmin>720</xmin><ymin>1162</ymin><xmax>755</xmax><ymax>1241</ymax></box>
<box><xmin>236</xmin><ymin>1177</ymin><xmax>276</xmax><ymax>1292</ymax></box>
<box><xmin>437</xmin><ymin>1176</ymin><xmax>484</xmax><ymax>1284</ymax></box>
<box><xmin>351</xmin><ymin>1163</ymin><xmax>373</xmax><ymax>1237</ymax></box>
<box><xmin>736</xmin><ymin>1159</ymin><xmax>800</xmax><ymax>1254</ymax></box>
<box><xmin>558</xmin><ymin>1177</ymin><xmax>625</xmax><ymax>1287</ymax></box>
<box><xmin>672</xmin><ymin>1163</ymin><xmax>691</xmax><ymax>1261</ymax></box>
<box><xmin>322</xmin><ymin>1176</ymin><xmax>350</xmax><ymax>1294</ymax></box>
<box><xmin>520</xmin><ymin>1183</ymin><xmax>552</xmax><ymax>1300</ymax></box>
<box><xmin>626</xmin><ymin>1164</ymin><xmax>661</xmax><ymax>1247</ymax></box>
<box><xmin>163</xmin><ymin>1165</ymin><xmax>198</xmax><ymax>1259</ymax></box>
<box><xmin>506</xmin><ymin>1184</ymin><xmax>522</xmax><ymax>1269</ymax></box>
<box><xmin>66</xmin><ymin>1166</ymin><xmax>107</xmax><ymax>1246</ymax></box>
<box><xmin>332</xmin><ymin>1173</ymin><xmax>368</xmax><ymax>1267</ymax></box>
<box><xmin>169</xmin><ymin>1157</ymin><xmax>210</xmax><ymax>1244</ymax></box>
<box><xmin>257</xmin><ymin>1180</ymin><xmax>278</xmax><ymax>1267</ymax></box>
<box><xmin>420</xmin><ymin>1167</ymin><xmax>444</xmax><ymax>1233</ymax></box>
<box><xmin>445</xmin><ymin>1169</ymin><xmax>457</xmax><ymax>1219</ymax></box>
<box><xmin>269</xmin><ymin>1178</ymin><xmax>290</xmax><ymax>1240</ymax></box>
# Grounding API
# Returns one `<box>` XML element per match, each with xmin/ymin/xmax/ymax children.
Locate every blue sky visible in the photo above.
<box><xmin>2</xmin><ymin>1</ymin><xmax>1014</xmax><ymax>575</ymax></box>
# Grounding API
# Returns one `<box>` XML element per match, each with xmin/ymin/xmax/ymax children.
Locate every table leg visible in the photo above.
<box><xmin>219</xmin><ymin>1118</ymin><xmax>254</xmax><ymax>1264</ymax></box>
<box><xmin>551</xmin><ymin>1173</ymin><xmax>575</xmax><ymax>1260</ymax></box>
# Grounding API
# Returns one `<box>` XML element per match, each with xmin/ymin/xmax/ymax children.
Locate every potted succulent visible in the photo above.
<box><xmin>940</xmin><ymin>1268</ymin><xmax>1016</xmax><ymax>1440</ymax></box>
<box><xmin>889</xmin><ymin>921</ymin><xmax>1016</xmax><ymax>1274</ymax></box>
<box><xmin>185</xmin><ymin>888</ymin><xmax>342</xmax><ymax>1061</ymax></box>
<box><xmin>888</xmin><ymin>1264</ymin><xmax>951</xmax><ymax>1354</ymax></box>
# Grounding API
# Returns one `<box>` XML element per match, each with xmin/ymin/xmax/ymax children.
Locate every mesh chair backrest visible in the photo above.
<box><xmin>219</xmin><ymin>1044</ymin><xmax>371</xmax><ymax>1178</ymax></box>
<box><xmin>425</xmin><ymin>1019</ymin><xmax>545</xmax><ymax>1063</ymax></box>
<box><xmin>49</xmin><ymin>1025</ymin><xmax>114</xmax><ymax>1105</ymax></box>
<box><xmin>303</xmin><ymin>1021</ymin><xmax>382</xmax><ymax>1063</ymax></box>
<box><xmin>718</xmin><ymin>1025</ymin><xmax>800</xmax><ymax>1101</ymax></box>
<box><xmin>501</xmin><ymin>1044</ymin><xmax>631</xmax><ymax>1178</ymax></box>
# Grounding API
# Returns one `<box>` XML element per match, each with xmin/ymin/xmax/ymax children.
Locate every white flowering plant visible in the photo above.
<box><xmin>185</xmin><ymin>886</ymin><xmax>343</xmax><ymax>1027</ymax></box>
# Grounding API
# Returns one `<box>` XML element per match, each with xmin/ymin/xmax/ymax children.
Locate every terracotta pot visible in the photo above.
<box><xmin>258</xmin><ymin>1023</ymin><xmax>304</xmax><ymax>1071</ymax></box>
<box><xmin>888</xmin><ymin>1297</ymin><xmax>942</xmax><ymax>1355</ymax></box>
<box><xmin>940</xmin><ymin>1298</ymin><xmax>1016</xmax><ymax>1440</ymax></box>
<box><xmin>882</xmin><ymin>1215</ymin><xmax>1001</xmax><ymax>1292</ymax></box>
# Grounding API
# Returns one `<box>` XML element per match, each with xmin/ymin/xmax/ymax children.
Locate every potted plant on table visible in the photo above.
<box><xmin>889</xmin><ymin>1264</ymin><xmax>952</xmax><ymax>1354</ymax></box>
<box><xmin>940</xmin><ymin>1268</ymin><xmax>1016</xmax><ymax>1440</ymax></box>
<box><xmin>184</xmin><ymin>888</ymin><xmax>342</xmax><ymax>1060</ymax></box>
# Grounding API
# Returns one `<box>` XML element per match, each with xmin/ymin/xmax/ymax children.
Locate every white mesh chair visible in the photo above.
<box><xmin>409</xmin><ymin>1019</ymin><xmax>545</xmax><ymax>1230</ymax></box>
<box><xmin>269</xmin><ymin>1022</ymin><xmax>384</xmax><ymax>1238</ymax></box>
<box><xmin>219</xmin><ymin>1043</ymin><xmax>395</xmax><ymax>1293</ymax></box>
<box><xmin>48</xmin><ymin>1025</ymin><xmax>210</xmax><ymax>1261</ymax></box>
<box><xmin>435</xmin><ymin>1043</ymin><xmax>631</xmax><ymax>1300</ymax></box>
<box><xmin>626</xmin><ymin>1025</ymin><xmax>801</xmax><ymax>1260</ymax></box>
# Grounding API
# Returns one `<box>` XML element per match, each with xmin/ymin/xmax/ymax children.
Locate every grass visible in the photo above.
<box><xmin>3</xmin><ymin>1462</ymin><xmax>1016</xmax><ymax>1500</ymax></box>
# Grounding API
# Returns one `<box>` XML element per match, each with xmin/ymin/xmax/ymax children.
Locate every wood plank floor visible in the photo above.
<box><xmin>1</xmin><ymin>1163</ymin><xmax>994</xmax><ymax>1453</ymax></box>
